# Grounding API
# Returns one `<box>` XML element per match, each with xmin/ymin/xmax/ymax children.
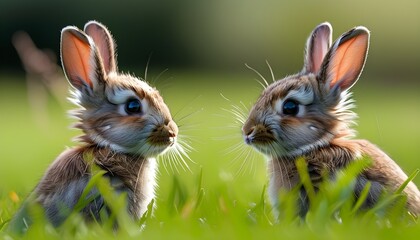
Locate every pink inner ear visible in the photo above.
<box><xmin>62</xmin><ymin>31</ymin><xmax>93</xmax><ymax>88</ymax></box>
<box><xmin>306</xmin><ymin>23</ymin><xmax>332</xmax><ymax>73</ymax></box>
<box><xmin>328</xmin><ymin>33</ymin><xmax>369</xmax><ymax>90</ymax></box>
<box><xmin>312</xmin><ymin>37</ymin><xmax>329</xmax><ymax>73</ymax></box>
<box><xmin>85</xmin><ymin>24</ymin><xmax>115</xmax><ymax>74</ymax></box>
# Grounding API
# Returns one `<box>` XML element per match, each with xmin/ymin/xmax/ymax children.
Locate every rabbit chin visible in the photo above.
<box><xmin>94</xmin><ymin>135</ymin><xmax>174</xmax><ymax>157</ymax></box>
<box><xmin>250</xmin><ymin>143</ymin><xmax>288</xmax><ymax>157</ymax></box>
<box><xmin>251</xmin><ymin>138</ymin><xmax>330</xmax><ymax>158</ymax></box>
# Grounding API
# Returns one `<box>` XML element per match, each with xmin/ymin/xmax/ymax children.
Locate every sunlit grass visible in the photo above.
<box><xmin>1</xmin><ymin>72</ymin><xmax>420</xmax><ymax>238</ymax></box>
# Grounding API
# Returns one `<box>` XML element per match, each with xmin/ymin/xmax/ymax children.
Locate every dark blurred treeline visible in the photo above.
<box><xmin>1</xmin><ymin>0</ymin><xmax>419</xmax><ymax>83</ymax></box>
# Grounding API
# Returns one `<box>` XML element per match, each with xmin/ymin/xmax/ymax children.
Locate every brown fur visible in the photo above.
<box><xmin>268</xmin><ymin>139</ymin><xmax>420</xmax><ymax>215</ymax></box>
<box><xmin>34</xmin><ymin>145</ymin><xmax>155</xmax><ymax>219</ymax></box>
<box><xmin>243</xmin><ymin>22</ymin><xmax>420</xmax><ymax>216</ymax></box>
<box><xmin>10</xmin><ymin>21</ymin><xmax>179</xmax><ymax>231</ymax></box>
<box><xmin>355</xmin><ymin>140</ymin><xmax>420</xmax><ymax>214</ymax></box>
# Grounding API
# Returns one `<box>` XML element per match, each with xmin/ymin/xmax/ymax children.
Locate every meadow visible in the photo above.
<box><xmin>0</xmin><ymin>70</ymin><xmax>419</xmax><ymax>239</ymax></box>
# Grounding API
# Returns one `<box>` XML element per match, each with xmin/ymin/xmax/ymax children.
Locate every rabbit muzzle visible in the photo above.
<box><xmin>243</xmin><ymin>124</ymin><xmax>275</xmax><ymax>146</ymax></box>
<box><xmin>149</xmin><ymin>120</ymin><xmax>178</xmax><ymax>147</ymax></box>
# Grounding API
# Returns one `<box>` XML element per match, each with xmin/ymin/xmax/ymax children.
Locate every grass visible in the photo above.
<box><xmin>1</xmin><ymin>71</ymin><xmax>420</xmax><ymax>239</ymax></box>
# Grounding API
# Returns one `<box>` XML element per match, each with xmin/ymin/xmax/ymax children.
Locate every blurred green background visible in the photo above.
<box><xmin>1</xmin><ymin>0</ymin><xmax>419</xmax><ymax>207</ymax></box>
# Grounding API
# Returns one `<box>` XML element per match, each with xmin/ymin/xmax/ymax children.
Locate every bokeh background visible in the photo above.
<box><xmin>1</xmin><ymin>0</ymin><xmax>420</xmax><ymax>204</ymax></box>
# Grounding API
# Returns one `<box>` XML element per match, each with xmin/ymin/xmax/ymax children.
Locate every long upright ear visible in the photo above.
<box><xmin>302</xmin><ymin>22</ymin><xmax>332</xmax><ymax>74</ymax></box>
<box><xmin>61</xmin><ymin>26</ymin><xmax>105</xmax><ymax>92</ymax></box>
<box><xmin>318</xmin><ymin>27</ymin><xmax>370</xmax><ymax>91</ymax></box>
<box><xmin>84</xmin><ymin>21</ymin><xmax>117</xmax><ymax>74</ymax></box>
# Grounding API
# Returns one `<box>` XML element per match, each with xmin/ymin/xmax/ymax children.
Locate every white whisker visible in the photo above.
<box><xmin>266</xmin><ymin>60</ymin><xmax>276</xmax><ymax>83</ymax></box>
<box><xmin>216</xmin><ymin>92</ymin><xmax>265</xmax><ymax>179</ymax></box>
<box><xmin>152</xmin><ymin>68</ymin><xmax>169</xmax><ymax>85</ymax></box>
<box><xmin>239</xmin><ymin>101</ymin><xmax>250</xmax><ymax>113</ymax></box>
<box><xmin>245</xmin><ymin>63</ymin><xmax>269</xmax><ymax>88</ymax></box>
<box><xmin>158</xmin><ymin>135</ymin><xmax>194</xmax><ymax>175</ymax></box>
<box><xmin>144</xmin><ymin>52</ymin><xmax>153</xmax><ymax>82</ymax></box>
<box><xmin>254</xmin><ymin>78</ymin><xmax>268</xmax><ymax>89</ymax></box>
<box><xmin>172</xmin><ymin>95</ymin><xmax>203</xmax><ymax>122</ymax></box>
<box><xmin>224</xmin><ymin>141</ymin><xmax>246</xmax><ymax>156</ymax></box>
<box><xmin>221</xmin><ymin>108</ymin><xmax>246</xmax><ymax>125</ymax></box>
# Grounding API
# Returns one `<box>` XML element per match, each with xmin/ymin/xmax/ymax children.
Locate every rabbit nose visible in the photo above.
<box><xmin>243</xmin><ymin>126</ymin><xmax>255</xmax><ymax>145</ymax></box>
<box><xmin>243</xmin><ymin>126</ymin><xmax>255</xmax><ymax>136</ymax></box>
<box><xmin>168</xmin><ymin>130</ymin><xmax>175</xmax><ymax>138</ymax></box>
<box><xmin>166</xmin><ymin>120</ymin><xmax>178</xmax><ymax>137</ymax></box>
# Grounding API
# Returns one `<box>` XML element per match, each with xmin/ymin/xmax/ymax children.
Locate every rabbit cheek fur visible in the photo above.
<box><xmin>75</xmin><ymin>74</ymin><xmax>176</xmax><ymax>156</ymax></box>
<box><xmin>243</xmin><ymin>22</ymin><xmax>420</xmax><ymax>217</ymax></box>
<box><xmin>10</xmin><ymin>21</ymin><xmax>177</xmax><ymax>230</ymax></box>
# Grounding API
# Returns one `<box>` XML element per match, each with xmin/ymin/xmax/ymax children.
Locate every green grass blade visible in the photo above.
<box><xmin>351</xmin><ymin>181</ymin><xmax>371</xmax><ymax>215</ymax></box>
<box><xmin>295</xmin><ymin>157</ymin><xmax>315</xmax><ymax>203</ymax></box>
<box><xmin>396</xmin><ymin>169</ymin><xmax>419</xmax><ymax>194</ymax></box>
<box><xmin>139</xmin><ymin>199</ymin><xmax>154</xmax><ymax>226</ymax></box>
<box><xmin>73</xmin><ymin>170</ymin><xmax>107</xmax><ymax>213</ymax></box>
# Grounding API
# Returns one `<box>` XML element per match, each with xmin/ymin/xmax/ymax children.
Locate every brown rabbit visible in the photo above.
<box><xmin>9</xmin><ymin>21</ymin><xmax>183</xmax><ymax>231</ymax></box>
<box><xmin>242</xmin><ymin>22</ymin><xmax>420</xmax><ymax>217</ymax></box>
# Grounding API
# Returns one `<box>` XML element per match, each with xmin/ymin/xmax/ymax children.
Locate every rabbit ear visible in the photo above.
<box><xmin>84</xmin><ymin>21</ymin><xmax>117</xmax><ymax>73</ymax></box>
<box><xmin>61</xmin><ymin>26</ymin><xmax>105</xmax><ymax>91</ymax></box>
<box><xmin>303</xmin><ymin>22</ymin><xmax>332</xmax><ymax>74</ymax></box>
<box><xmin>318</xmin><ymin>27</ymin><xmax>370</xmax><ymax>91</ymax></box>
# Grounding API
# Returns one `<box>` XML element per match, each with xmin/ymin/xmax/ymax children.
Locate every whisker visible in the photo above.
<box><xmin>226</xmin><ymin>143</ymin><xmax>246</xmax><ymax>164</ymax></box>
<box><xmin>224</xmin><ymin>141</ymin><xmax>246</xmax><ymax>156</ymax></box>
<box><xmin>233</xmin><ymin>149</ymin><xmax>250</xmax><ymax>177</ymax></box>
<box><xmin>220</xmin><ymin>93</ymin><xmax>231</xmax><ymax>102</ymax></box>
<box><xmin>250</xmin><ymin>149</ymin><xmax>257</xmax><ymax>177</ymax></box>
<box><xmin>152</xmin><ymin>76</ymin><xmax>174</xmax><ymax>92</ymax></box>
<box><xmin>159</xmin><ymin>134</ymin><xmax>195</xmax><ymax>175</ymax></box>
<box><xmin>175</xmin><ymin>107</ymin><xmax>204</xmax><ymax>125</ymax></box>
<box><xmin>242</xmin><ymin>148</ymin><xmax>255</xmax><ymax>176</ymax></box>
<box><xmin>266</xmin><ymin>60</ymin><xmax>276</xmax><ymax>83</ymax></box>
<box><xmin>177</xmin><ymin>140</ymin><xmax>194</xmax><ymax>157</ymax></box>
<box><xmin>253</xmin><ymin>78</ymin><xmax>267</xmax><ymax>89</ymax></box>
<box><xmin>144</xmin><ymin>52</ymin><xmax>153</xmax><ymax>82</ymax></box>
<box><xmin>221</xmin><ymin>138</ymin><xmax>257</xmax><ymax>178</ymax></box>
<box><xmin>168</xmin><ymin>150</ymin><xmax>180</xmax><ymax>173</ymax></box>
<box><xmin>171</xmin><ymin>148</ymin><xmax>186</xmax><ymax>172</ymax></box>
<box><xmin>239</xmin><ymin>101</ymin><xmax>250</xmax><ymax>113</ymax></box>
<box><xmin>216</xmin><ymin>91</ymin><xmax>264</xmax><ymax>179</ymax></box>
<box><xmin>152</xmin><ymin>68</ymin><xmax>169</xmax><ymax>86</ymax></box>
<box><xmin>160</xmin><ymin>155</ymin><xmax>170</xmax><ymax>174</ymax></box>
<box><xmin>231</xmin><ymin>104</ymin><xmax>248</xmax><ymax>119</ymax></box>
<box><xmin>245</xmin><ymin>63</ymin><xmax>269</xmax><ymax>88</ymax></box>
<box><xmin>177</xmin><ymin>124</ymin><xmax>201</xmax><ymax>133</ymax></box>
<box><xmin>176</xmin><ymin>148</ymin><xmax>191</xmax><ymax>172</ymax></box>
<box><xmin>177</xmin><ymin>134</ymin><xmax>199</xmax><ymax>147</ymax></box>
<box><xmin>221</xmin><ymin>108</ymin><xmax>246</xmax><ymax>124</ymax></box>
<box><xmin>172</xmin><ymin>95</ymin><xmax>203</xmax><ymax>121</ymax></box>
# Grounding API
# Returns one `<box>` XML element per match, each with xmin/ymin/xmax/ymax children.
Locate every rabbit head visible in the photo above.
<box><xmin>61</xmin><ymin>21</ymin><xmax>177</xmax><ymax>157</ymax></box>
<box><xmin>242</xmin><ymin>22</ymin><xmax>370</xmax><ymax>158</ymax></box>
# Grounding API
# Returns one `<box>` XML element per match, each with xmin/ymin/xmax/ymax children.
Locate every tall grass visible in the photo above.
<box><xmin>1</xmin><ymin>159</ymin><xmax>419</xmax><ymax>239</ymax></box>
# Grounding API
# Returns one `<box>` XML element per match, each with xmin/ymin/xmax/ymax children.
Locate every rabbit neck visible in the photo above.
<box><xmin>87</xmin><ymin>146</ymin><xmax>157</xmax><ymax>218</ymax></box>
<box><xmin>89</xmin><ymin>146</ymin><xmax>155</xmax><ymax>185</ymax></box>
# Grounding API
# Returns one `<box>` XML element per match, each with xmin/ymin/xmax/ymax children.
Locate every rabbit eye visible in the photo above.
<box><xmin>282</xmin><ymin>100</ymin><xmax>299</xmax><ymax>115</ymax></box>
<box><xmin>125</xmin><ymin>99</ymin><xmax>142</xmax><ymax>114</ymax></box>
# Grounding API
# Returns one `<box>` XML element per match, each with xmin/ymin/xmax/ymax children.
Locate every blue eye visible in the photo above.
<box><xmin>282</xmin><ymin>100</ymin><xmax>299</xmax><ymax>115</ymax></box>
<box><xmin>125</xmin><ymin>99</ymin><xmax>142</xmax><ymax>114</ymax></box>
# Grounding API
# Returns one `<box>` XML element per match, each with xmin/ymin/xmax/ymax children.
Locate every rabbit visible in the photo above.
<box><xmin>9</xmin><ymin>21</ymin><xmax>180</xmax><ymax>232</ymax></box>
<box><xmin>242</xmin><ymin>22</ymin><xmax>420</xmax><ymax>217</ymax></box>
